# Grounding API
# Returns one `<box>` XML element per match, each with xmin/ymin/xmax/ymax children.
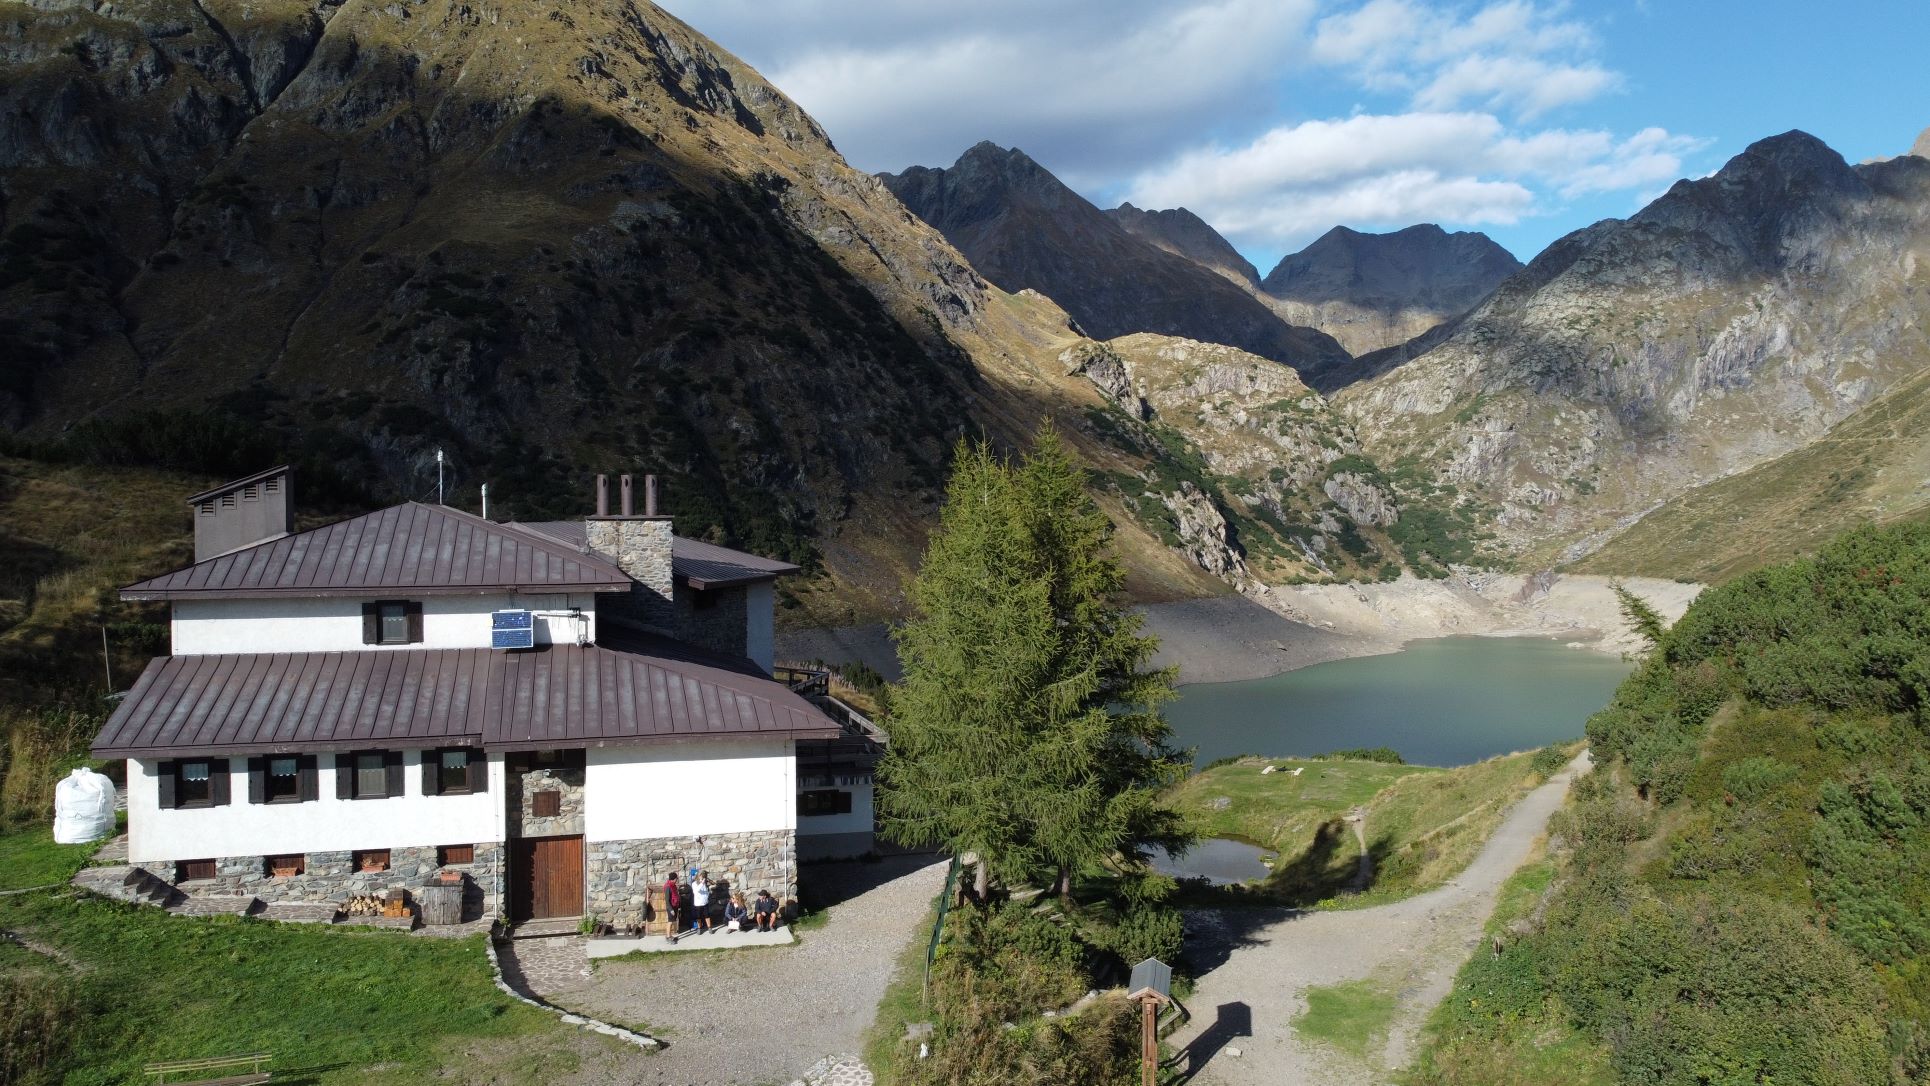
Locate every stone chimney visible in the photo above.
<box><xmin>584</xmin><ymin>473</ymin><xmax>674</xmax><ymax>635</ymax></box>
<box><xmin>187</xmin><ymin>466</ymin><xmax>294</xmax><ymax>562</ymax></box>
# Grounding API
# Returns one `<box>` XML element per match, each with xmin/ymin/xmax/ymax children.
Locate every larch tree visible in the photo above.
<box><xmin>877</xmin><ymin>425</ymin><xmax>1191</xmax><ymax>903</ymax></box>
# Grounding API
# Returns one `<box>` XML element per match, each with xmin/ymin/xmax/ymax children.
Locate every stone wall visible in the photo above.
<box><xmin>165</xmin><ymin>842</ymin><xmax>505</xmax><ymax>919</ymax></box>
<box><xmin>509</xmin><ymin>762</ymin><xmax>585</xmax><ymax>838</ymax></box>
<box><xmin>586</xmin><ymin>517</ymin><xmax>674</xmax><ymax>633</ymax></box>
<box><xmin>673</xmin><ymin>582</ymin><xmax>749</xmax><ymax>661</ymax></box>
<box><xmin>584</xmin><ymin>828</ymin><xmax>796</xmax><ymax>923</ymax></box>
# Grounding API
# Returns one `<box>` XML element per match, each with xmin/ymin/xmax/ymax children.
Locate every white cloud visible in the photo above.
<box><xmin>1127</xmin><ymin>113</ymin><xmax>1707</xmax><ymax>251</ymax></box>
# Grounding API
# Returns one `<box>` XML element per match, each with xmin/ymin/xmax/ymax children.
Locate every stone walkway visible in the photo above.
<box><xmin>518</xmin><ymin>854</ymin><xmax>947</xmax><ymax>1086</ymax></box>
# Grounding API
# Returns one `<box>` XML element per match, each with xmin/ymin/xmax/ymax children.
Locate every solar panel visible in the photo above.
<box><xmin>491</xmin><ymin>609</ymin><xmax>535</xmax><ymax>650</ymax></box>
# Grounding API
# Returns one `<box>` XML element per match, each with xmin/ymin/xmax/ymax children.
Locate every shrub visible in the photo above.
<box><xmin>1313</xmin><ymin>747</ymin><xmax>1404</xmax><ymax>764</ymax></box>
<box><xmin>1530</xmin><ymin>745</ymin><xmax>1572</xmax><ymax>779</ymax></box>
<box><xmin>0</xmin><ymin>970</ymin><xmax>77</xmax><ymax>1086</ymax></box>
<box><xmin>1106</xmin><ymin>903</ymin><xmax>1183</xmax><ymax>966</ymax></box>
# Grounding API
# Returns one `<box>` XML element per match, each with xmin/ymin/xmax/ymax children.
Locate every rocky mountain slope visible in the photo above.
<box><xmin>1341</xmin><ymin>131</ymin><xmax>1930</xmax><ymax>566</ymax></box>
<box><xmin>1105</xmin><ymin>202</ymin><xmax>1260</xmax><ymax>287</ymax></box>
<box><xmin>878</xmin><ymin>143</ymin><xmax>1351</xmax><ymax>383</ymax></box>
<box><xmin>1064</xmin><ymin>334</ymin><xmax>1483</xmax><ymax>585</ymax></box>
<box><xmin>1261</xmin><ymin>224</ymin><xmax>1521</xmax><ymax>358</ymax></box>
<box><xmin>1913</xmin><ymin>127</ymin><xmax>1930</xmax><ymax>160</ymax></box>
<box><xmin>0</xmin><ymin>0</ymin><xmax>1191</xmax><ymax>617</ymax></box>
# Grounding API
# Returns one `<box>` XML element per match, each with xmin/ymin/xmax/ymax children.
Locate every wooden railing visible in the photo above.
<box><xmin>143</xmin><ymin>1052</ymin><xmax>271</xmax><ymax>1085</ymax></box>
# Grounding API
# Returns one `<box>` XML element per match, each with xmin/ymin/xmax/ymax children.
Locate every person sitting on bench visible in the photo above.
<box><xmin>723</xmin><ymin>893</ymin><xmax>749</xmax><ymax>932</ymax></box>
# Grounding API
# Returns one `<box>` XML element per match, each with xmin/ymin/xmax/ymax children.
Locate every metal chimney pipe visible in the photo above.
<box><xmin>644</xmin><ymin>474</ymin><xmax>658</xmax><ymax>517</ymax></box>
<box><xmin>595</xmin><ymin>474</ymin><xmax>609</xmax><ymax>517</ymax></box>
<box><xmin>619</xmin><ymin>474</ymin><xmax>634</xmax><ymax>517</ymax></box>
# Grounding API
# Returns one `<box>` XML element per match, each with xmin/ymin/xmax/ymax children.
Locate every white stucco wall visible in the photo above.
<box><xmin>796</xmin><ymin>781</ymin><xmax>874</xmax><ymax>837</ymax></box>
<box><xmin>126</xmin><ymin>752</ymin><xmax>506</xmax><ymax>863</ymax></box>
<box><xmin>583</xmin><ymin>740</ymin><xmax>795</xmax><ymax>841</ymax></box>
<box><xmin>745</xmin><ymin>580</ymin><xmax>775</xmax><ymax>674</ymax></box>
<box><xmin>169</xmin><ymin>594</ymin><xmax>597</xmax><ymax>655</ymax></box>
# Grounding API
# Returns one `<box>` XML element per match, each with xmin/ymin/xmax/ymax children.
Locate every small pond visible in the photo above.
<box><xmin>1150</xmin><ymin>838</ymin><xmax>1272</xmax><ymax>885</ymax></box>
<box><xmin>1163</xmin><ymin>636</ymin><xmax>1633</xmax><ymax>768</ymax></box>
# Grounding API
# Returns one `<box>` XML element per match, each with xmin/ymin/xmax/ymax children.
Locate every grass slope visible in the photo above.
<box><xmin>1169</xmin><ymin>747</ymin><xmax>1567</xmax><ymax>907</ymax></box>
<box><xmin>1570</xmin><ymin>366</ymin><xmax>1930</xmax><ymax>582</ymax></box>
<box><xmin>0</xmin><ymin>826</ymin><xmax>586</xmax><ymax>1086</ymax></box>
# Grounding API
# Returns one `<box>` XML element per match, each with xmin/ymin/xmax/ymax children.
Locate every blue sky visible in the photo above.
<box><xmin>670</xmin><ymin>1</ymin><xmax>1930</xmax><ymax>270</ymax></box>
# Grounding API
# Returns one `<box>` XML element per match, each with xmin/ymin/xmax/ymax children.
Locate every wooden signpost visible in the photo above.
<box><xmin>1127</xmin><ymin>957</ymin><xmax>1173</xmax><ymax>1086</ymax></box>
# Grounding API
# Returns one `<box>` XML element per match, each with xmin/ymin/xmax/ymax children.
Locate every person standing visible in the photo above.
<box><xmin>691</xmin><ymin>870</ymin><xmax>714</xmax><ymax>933</ymax></box>
<box><xmin>662</xmin><ymin>873</ymin><xmax>683</xmax><ymax>933</ymax></box>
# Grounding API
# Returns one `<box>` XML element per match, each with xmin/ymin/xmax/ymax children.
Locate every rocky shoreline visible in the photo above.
<box><xmin>775</xmin><ymin>572</ymin><xmax>1701</xmax><ymax>688</ymax></box>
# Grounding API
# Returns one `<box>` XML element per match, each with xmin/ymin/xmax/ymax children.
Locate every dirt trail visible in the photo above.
<box><xmin>1169</xmin><ymin>752</ymin><xmax>1592</xmax><ymax>1085</ymax></box>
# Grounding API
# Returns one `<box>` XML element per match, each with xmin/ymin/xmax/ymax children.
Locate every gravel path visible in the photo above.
<box><xmin>1169</xmin><ymin>752</ymin><xmax>1592</xmax><ymax>1086</ymax></box>
<box><xmin>535</xmin><ymin>854</ymin><xmax>947</xmax><ymax>1086</ymax></box>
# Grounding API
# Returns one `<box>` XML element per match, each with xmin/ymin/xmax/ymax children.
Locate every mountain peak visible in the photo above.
<box><xmin>1911</xmin><ymin>126</ymin><xmax>1930</xmax><ymax>160</ymax></box>
<box><xmin>1106</xmin><ymin>202</ymin><xmax>1261</xmax><ymax>288</ymax></box>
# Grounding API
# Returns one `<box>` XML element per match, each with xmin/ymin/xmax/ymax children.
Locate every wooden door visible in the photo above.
<box><xmin>510</xmin><ymin>835</ymin><xmax>584</xmax><ymax>921</ymax></box>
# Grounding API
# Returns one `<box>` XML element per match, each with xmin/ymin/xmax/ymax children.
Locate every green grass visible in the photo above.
<box><xmin>0</xmin><ymin>821</ymin><xmax>96</xmax><ymax>889</ymax></box>
<box><xmin>1293</xmin><ymin>979</ymin><xmax>1398</xmax><ymax>1059</ymax></box>
<box><xmin>0</xmin><ymin>824</ymin><xmax>584</xmax><ymax>1084</ymax></box>
<box><xmin>1168</xmin><ymin>748</ymin><xmax>1561</xmax><ymax>908</ymax></box>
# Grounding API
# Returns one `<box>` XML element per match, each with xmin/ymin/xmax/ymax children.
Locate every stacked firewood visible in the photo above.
<box><xmin>343</xmin><ymin>893</ymin><xmax>388</xmax><ymax>916</ymax></box>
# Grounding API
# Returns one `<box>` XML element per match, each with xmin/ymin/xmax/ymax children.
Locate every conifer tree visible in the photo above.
<box><xmin>878</xmin><ymin>426</ymin><xmax>1191</xmax><ymax>902</ymax></box>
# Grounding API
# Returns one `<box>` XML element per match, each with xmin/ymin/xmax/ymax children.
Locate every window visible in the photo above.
<box><xmin>266</xmin><ymin>756</ymin><xmax>302</xmax><ymax>803</ymax></box>
<box><xmin>356</xmin><ymin>752</ymin><xmax>388</xmax><ymax>798</ymax></box>
<box><xmin>176</xmin><ymin>761</ymin><xmax>213</xmax><ymax>808</ymax></box>
<box><xmin>353</xmin><ymin>849</ymin><xmax>390</xmax><ymax>873</ymax></box>
<box><xmin>531</xmin><ymin>790</ymin><xmax>562</xmax><ymax>818</ymax></box>
<box><xmin>438</xmin><ymin>844</ymin><xmax>475</xmax><ymax>865</ymax></box>
<box><xmin>176</xmin><ymin>859</ymin><xmax>218</xmax><ymax>882</ymax></box>
<box><xmin>161</xmin><ymin>759</ymin><xmax>229</xmax><ymax>809</ymax></box>
<box><xmin>265</xmin><ymin>854</ymin><xmax>305</xmax><ymax>877</ymax></box>
<box><xmin>249</xmin><ymin>754</ymin><xmax>315</xmax><ymax>804</ymax></box>
<box><xmin>424</xmin><ymin>747</ymin><xmax>485</xmax><ymax>796</ymax></box>
<box><xmin>437</xmin><ymin>748</ymin><xmax>470</xmax><ymax>794</ymax></box>
<box><xmin>798</xmin><ymin>789</ymin><xmax>854</xmax><ymax>817</ymax></box>
<box><xmin>362</xmin><ymin>600</ymin><xmax>423</xmax><ymax>646</ymax></box>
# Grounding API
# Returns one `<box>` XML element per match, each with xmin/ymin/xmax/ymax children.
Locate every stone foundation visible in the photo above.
<box><xmin>152</xmin><ymin>842</ymin><xmax>505</xmax><ymax>919</ymax></box>
<box><xmin>584</xmin><ymin>828</ymin><xmax>795</xmax><ymax>923</ymax></box>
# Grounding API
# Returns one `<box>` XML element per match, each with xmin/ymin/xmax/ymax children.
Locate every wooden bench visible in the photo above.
<box><xmin>143</xmin><ymin>1053</ymin><xmax>271</xmax><ymax>1085</ymax></box>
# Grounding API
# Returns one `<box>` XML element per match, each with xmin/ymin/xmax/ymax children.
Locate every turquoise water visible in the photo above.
<box><xmin>1163</xmin><ymin>636</ymin><xmax>1633</xmax><ymax>768</ymax></box>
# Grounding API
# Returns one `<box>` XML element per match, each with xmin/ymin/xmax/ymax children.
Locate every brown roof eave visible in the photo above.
<box><xmin>679</xmin><ymin>572</ymin><xmax>786</xmax><ymax>590</ymax></box>
<box><xmin>121</xmin><ymin>582</ymin><xmax>631</xmax><ymax>602</ymax></box>
<box><xmin>485</xmin><ymin>728</ymin><xmax>839</xmax><ymax>753</ymax></box>
<box><xmin>93</xmin><ymin>736</ymin><xmax>489</xmax><ymax>760</ymax></box>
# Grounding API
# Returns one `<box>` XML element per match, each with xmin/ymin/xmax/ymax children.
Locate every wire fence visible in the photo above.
<box><xmin>922</xmin><ymin>854</ymin><xmax>962</xmax><ymax>1006</ymax></box>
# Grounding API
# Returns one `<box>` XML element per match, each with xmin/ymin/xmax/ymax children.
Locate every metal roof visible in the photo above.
<box><xmin>514</xmin><ymin>522</ymin><xmax>800</xmax><ymax>588</ymax></box>
<box><xmin>122</xmin><ymin>503</ymin><xmax>633</xmax><ymax>601</ymax></box>
<box><xmin>93</xmin><ymin>641</ymin><xmax>839</xmax><ymax>758</ymax></box>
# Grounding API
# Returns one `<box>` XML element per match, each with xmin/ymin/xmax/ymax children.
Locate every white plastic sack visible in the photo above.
<box><xmin>53</xmin><ymin>767</ymin><xmax>117</xmax><ymax>844</ymax></box>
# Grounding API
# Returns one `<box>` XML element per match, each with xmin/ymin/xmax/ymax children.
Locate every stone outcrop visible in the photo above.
<box><xmin>1157</xmin><ymin>483</ymin><xmax>1248</xmax><ymax>579</ymax></box>
<box><xmin>1322</xmin><ymin>472</ymin><xmax>1398</xmax><ymax>527</ymax></box>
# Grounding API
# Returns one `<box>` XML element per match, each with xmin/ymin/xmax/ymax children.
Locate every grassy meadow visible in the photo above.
<box><xmin>1167</xmin><ymin>745</ymin><xmax>1575</xmax><ymax>907</ymax></box>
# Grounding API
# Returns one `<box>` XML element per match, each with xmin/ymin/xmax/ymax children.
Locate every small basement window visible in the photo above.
<box><xmin>353</xmin><ymin>849</ymin><xmax>390</xmax><ymax>873</ymax></box>
<box><xmin>438</xmin><ymin>844</ymin><xmax>475</xmax><ymax>865</ymax></box>
<box><xmin>266</xmin><ymin>756</ymin><xmax>303</xmax><ymax>803</ymax></box>
<box><xmin>175</xmin><ymin>760</ymin><xmax>214</xmax><ymax>808</ymax></box>
<box><xmin>798</xmin><ymin>789</ymin><xmax>854</xmax><ymax>817</ymax></box>
<box><xmin>265</xmin><ymin>854</ymin><xmax>305</xmax><ymax>878</ymax></box>
<box><xmin>176</xmin><ymin>859</ymin><xmax>218</xmax><ymax>882</ymax></box>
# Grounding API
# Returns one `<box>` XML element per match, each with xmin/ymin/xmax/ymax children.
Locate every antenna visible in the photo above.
<box><xmin>481</xmin><ymin>483</ymin><xmax>489</xmax><ymax>521</ymax></box>
<box><xmin>436</xmin><ymin>448</ymin><xmax>445</xmax><ymax>505</ymax></box>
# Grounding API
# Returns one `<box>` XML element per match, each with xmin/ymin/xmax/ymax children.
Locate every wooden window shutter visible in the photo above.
<box><xmin>336</xmin><ymin>754</ymin><xmax>355</xmax><ymax>800</ymax></box>
<box><xmin>247</xmin><ymin>757</ymin><xmax>266</xmax><ymax>804</ymax></box>
<box><xmin>467</xmin><ymin>749</ymin><xmax>487</xmax><ymax>793</ymax></box>
<box><xmin>404</xmin><ymin>601</ymin><xmax>424</xmax><ymax>643</ymax></box>
<box><xmin>209</xmin><ymin>760</ymin><xmax>231</xmax><ymax>807</ymax></box>
<box><xmin>362</xmin><ymin>603</ymin><xmax>380</xmax><ymax>644</ymax></box>
<box><xmin>298</xmin><ymin>755</ymin><xmax>318</xmax><ymax>802</ymax></box>
<box><xmin>422</xmin><ymin>751</ymin><xmax>440</xmax><ymax>796</ymax></box>
<box><xmin>385</xmin><ymin>749</ymin><xmax>405</xmax><ymax>797</ymax></box>
<box><xmin>157</xmin><ymin>761</ymin><xmax>178</xmax><ymax>809</ymax></box>
<box><xmin>532</xmin><ymin>790</ymin><xmax>561</xmax><ymax>817</ymax></box>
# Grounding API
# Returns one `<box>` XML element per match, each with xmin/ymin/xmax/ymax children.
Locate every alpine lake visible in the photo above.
<box><xmin>1151</xmin><ymin>636</ymin><xmax>1634</xmax><ymax>885</ymax></box>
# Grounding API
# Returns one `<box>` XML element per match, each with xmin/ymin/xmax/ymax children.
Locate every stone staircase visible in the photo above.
<box><xmin>72</xmin><ymin>865</ymin><xmax>188</xmax><ymax>909</ymax></box>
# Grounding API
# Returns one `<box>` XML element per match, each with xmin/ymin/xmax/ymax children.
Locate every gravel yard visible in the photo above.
<box><xmin>510</xmin><ymin>854</ymin><xmax>946</xmax><ymax>1086</ymax></box>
